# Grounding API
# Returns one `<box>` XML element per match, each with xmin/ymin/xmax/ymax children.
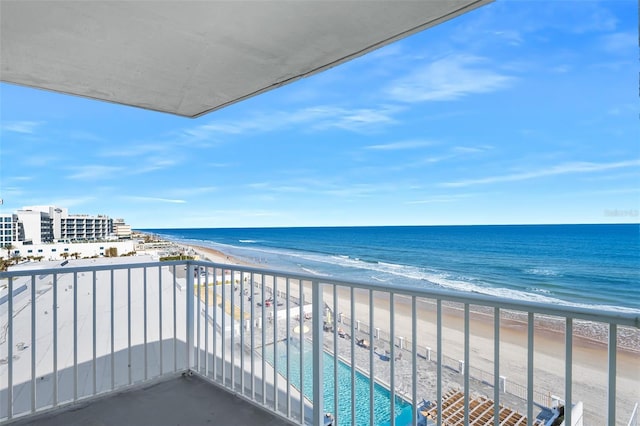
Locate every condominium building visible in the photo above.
<box><xmin>1</xmin><ymin>206</ymin><xmax>130</xmax><ymax>244</ymax></box>
<box><xmin>0</xmin><ymin>214</ymin><xmax>19</xmax><ymax>246</ymax></box>
<box><xmin>112</xmin><ymin>218</ymin><xmax>132</xmax><ymax>240</ymax></box>
<box><xmin>16</xmin><ymin>209</ymin><xmax>53</xmax><ymax>244</ymax></box>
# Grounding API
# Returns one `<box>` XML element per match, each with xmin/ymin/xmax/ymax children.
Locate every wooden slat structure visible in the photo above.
<box><xmin>421</xmin><ymin>389</ymin><xmax>548</xmax><ymax>426</ymax></box>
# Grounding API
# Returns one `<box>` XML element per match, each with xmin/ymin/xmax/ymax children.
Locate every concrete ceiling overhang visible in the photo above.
<box><xmin>0</xmin><ymin>0</ymin><xmax>491</xmax><ymax>118</ymax></box>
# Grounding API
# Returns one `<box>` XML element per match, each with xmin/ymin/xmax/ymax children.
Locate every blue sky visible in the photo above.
<box><xmin>1</xmin><ymin>1</ymin><xmax>638</xmax><ymax>228</ymax></box>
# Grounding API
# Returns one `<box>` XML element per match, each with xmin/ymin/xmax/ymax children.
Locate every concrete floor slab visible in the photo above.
<box><xmin>11</xmin><ymin>374</ymin><xmax>291</xmax><ymax>426</ymax></box>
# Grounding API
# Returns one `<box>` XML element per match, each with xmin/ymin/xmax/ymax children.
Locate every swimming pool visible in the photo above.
<box><xmin>263</xmin><ymin>339</ymin><xmax>412</xmax><ymax>426</ymax></box>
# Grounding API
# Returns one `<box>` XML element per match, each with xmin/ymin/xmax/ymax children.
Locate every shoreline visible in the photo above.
<box><xmin>180</xmin><ymin>241</ymin><xmax>639</xmax><ymax>355</ymax></box>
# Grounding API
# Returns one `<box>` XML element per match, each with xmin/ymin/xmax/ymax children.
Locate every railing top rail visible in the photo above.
<box><xmin>2</xmin><ymin>259</ymin><xmax>638</xmax><ymax>328</ymax></box>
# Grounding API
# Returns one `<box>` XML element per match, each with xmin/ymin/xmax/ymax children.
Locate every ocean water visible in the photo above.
<box><xmin>143</xmin><ymin>224</ymin><xmax>640</xmax><ymax>312</ymax></box>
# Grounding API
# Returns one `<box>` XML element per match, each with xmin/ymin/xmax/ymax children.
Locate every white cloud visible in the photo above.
<box><xmin>132</xmin><ymin>157</ymin><xmax>181</xmax><ymax>174</ymax></box>
<box><xmin>550</xmin><ymin>65</ymin><xmax>571</xmax><ymax>74</ymax></box>
<box><xmin>452</xmin><ymin>146</ymin><xmax>491</xmax><ymax>154</ymax></box>
<box><xmin>124</xmin><ymin>196</ymin><xmax>187</xmax><ymax>204</ymax></box>
<box><xmin>181</xmin><ymin>104</ymin><xmax>400</xmax><ymax>138</ymax></box>
<box><xmin>607</xmin><ymin>104</ymin><xmax>636</xmax><ymax>116</ymax></box>
<box><xmin>165</xmin><ymin>187</ymin><xmax>217</xmax><ymax>197</ymax></box>
<box><xmin>50</xmin><ymin>197</ymin><xmax>95</xmax><ymax>207</ymax></box>
<box><xmin>247</xmin><ymin>183</ymin><xmax>309</xmax><ymax>194</ymax></box>
<box><xmin>492</xmin><ymin>30</ymin><xmax>523</xmax><ymax>46</ymax></box>
<box><xmin>69</xmin><ymin>130</ymin><xmax>104</xmax><ymax>143</ymax></box>
<box><xmin>314</xmin><ymin>106</ymin><xmax>398</xmax><ymax>132</ymax></box>
<box><xmin>599</xmin><ymin>31</ymin><xmax>636</xmax><ymax>54</ymax></box>
<box><xmin>23</xmin><ymin>155</ymin><xmax>61</xmax><ymax>167</ymax></box>
<box><xmin>4</xmin><ymin>176</ymin><xmax>33</xmax><ymax>182</ymax></box>
<box><xmin>67</xmin><ymin>165</ymin><xmax>123</xmax><ymax>180</ymax></box>
<box><xmin>405</xmin><ymin>193</ymin><xmax>475</xmax><ymax>204</ymax></box>
<box><xmin>440</xmin><ymin>159</ymin><xmax>640</xmax><ymax>188</ymax></box>
<box><xmin>1</xmin><ymin>121</ymin><xmax>42</xmax><ymax>134</ymax></box>
<box><xmin>321</xmin><ymin>184</ymin><xmax>379</xmax><ymax>198</ymax></box>
<box><xmin>100</xmin><ymin>143</ymin><xmax>166</xmax><ymax>158</ymax></box>
<box><xmin>247</xmin><ymin>182</ymin><xmax>271</xmax><ymax>189</ymax></box>
<box><xmin>365</xmin><ymin>140</ymin><xmax>436</xmax><ymax>151</ymax></box>
<box><xmin>570</xmin><ymin>187</ymin><xmax>640</xmax><ymax>197</ymax></box>
<box><xmin>386</xmin><ymin>55</ymin><xmax>514</xmax><ymax>103</ymax></box>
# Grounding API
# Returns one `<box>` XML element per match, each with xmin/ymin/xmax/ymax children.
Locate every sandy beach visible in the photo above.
<box><xmin>186</xmin><ymin>242</ymin><xmax>640</xmax><ymax>425</ymax></box>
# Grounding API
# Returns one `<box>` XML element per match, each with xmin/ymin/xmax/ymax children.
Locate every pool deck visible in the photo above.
<box><xmin>218</xmin><ymin>276</ymin><xmax>555</xmax><ymax>424</ymax></box>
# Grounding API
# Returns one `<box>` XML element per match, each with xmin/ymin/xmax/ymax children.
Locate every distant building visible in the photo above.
<box><xmin>16</xmin><ymin>209</ymin><xmax>53</xmax><ymax>244</ymax></box>
<box><xmin>0</xmin><ymin>213</ymin><xmax>19</xmax><ymax>246</ymax></box>
<box><xmin>0</xmin><ymin>205</ymin><xmax>131</xmax><ymax>245</ymax></box>
<box><xmin>111</xmin><ymin>218</ymin><xmax>132</xmax><ymax>240</ymax></box>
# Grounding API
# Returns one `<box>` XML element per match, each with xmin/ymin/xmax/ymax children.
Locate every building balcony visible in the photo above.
<box><xmin>0</xmin><ymin>260</ymin><xmax>638</xmax><ymax>426</ymax></box>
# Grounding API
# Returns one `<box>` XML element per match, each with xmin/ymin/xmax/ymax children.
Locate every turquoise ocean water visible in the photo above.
<box><xmin>144</xmin><ymin>224</ymin><xmax>639</xmax><ymax>312</ymax></box>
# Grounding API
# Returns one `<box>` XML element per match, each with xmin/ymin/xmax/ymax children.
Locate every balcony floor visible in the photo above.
<box><xmin>10</xmin><ymin>374</ymin><xmax>291</xmax><ymax>426</ymax></box>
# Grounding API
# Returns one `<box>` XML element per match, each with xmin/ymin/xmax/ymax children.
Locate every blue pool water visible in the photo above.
<box><xmin>263</xmin><ymin>339</ymin><xmax>412</xmax><ymax>426</ymax></box>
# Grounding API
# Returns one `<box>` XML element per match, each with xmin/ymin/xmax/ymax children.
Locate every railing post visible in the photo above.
<box><xmin>312</xmin><ymin>280</ymin><xmax>323</xmax><ymax>426</ymax></box>
<box><xmin>186</xmin><ymin>261</ymin><xmax>195</xmax><ymax>371</ymax></box>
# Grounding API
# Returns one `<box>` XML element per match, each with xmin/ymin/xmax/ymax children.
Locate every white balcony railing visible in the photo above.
<box><xmin>0</xmin><ymin>260</ymin><xmax>638</xmax><ymax>425</ymax></box>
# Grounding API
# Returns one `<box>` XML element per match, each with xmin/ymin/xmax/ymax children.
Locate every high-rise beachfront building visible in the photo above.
<box><xmin>0</xmin><ymin>213</ymin><xmax>19</xmax><ymax>246</ymax></box>
<box><xmin>2</xmin><ymin>206</ymin><xmax>130</xmax><ymax>244</ymax></box>
<box><xmin>15</xmin><ymin>208</ymin><xmax>53</xmax><ymax>244</ymax></box>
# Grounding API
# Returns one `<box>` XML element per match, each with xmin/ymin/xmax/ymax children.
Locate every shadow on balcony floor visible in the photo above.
<box><xmin>11</xmin><ymin>374</ymin><xmax>290</xmax><ymax>426</ymax></box>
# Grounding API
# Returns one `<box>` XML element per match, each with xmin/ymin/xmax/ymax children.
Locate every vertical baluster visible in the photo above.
<box><xmin>250</xmin><ymin>272</ymin><xmax>255</xmax><ymax>400</ymax></box>
<box><xmin>186</xmin><ymin>264</ymin><xmax>194</xmax><ymax>372</ymax></box>
<box><xmin>231</xmin><ymin>271</ymin><xmax>236</xmax><ymax>390</ymax></box>
<box><xmin>261</xmin><ymin>275</ymin><xmax>266</xmax><ymax>405</ymax></box>
<box><xmin>350</xmin><ymin>287</ymin><xmax>355</xmax><ymax>426</ymax></box>
<box><xmin>273</xmin><ymin>275</ymin><xmax>278</xmax><ymax>411</ymax></box>
<box><xmin>390</xmin><ymin>292</ymin><xmax>395</xmax><ymax>426</ymax></box>
<box><xmin>196</xmin><ymin>267</ymin><xmax>201</xmax><ymax>373</ymax></box>
<box><xmin>231</xmin><ymin>270</ymin><xmax>236</xmax><ymax>390</ymax></box>
<box><xmin>110</xmin><ymin>270</ymin><xmax>115</xmax><ymax>390</ymax></box>
<box><xmin>213</xmin><ymin>267</ymin><xmax>218</xmax><ymax>380</ymax></box>
<box><xmin>299</xmin><ymin>280</ymin><xmax>304</xmax><ymax>423</ymax></box>
<box><xmin>286</xmin><ymin>277</ymin><xmax>291</xmax><ymax>418</ymax></box>
<box><xmin>240</xmin><ymin>271</ymin><xmax>246</xmax><ymax>395</ymax></box>
<box><xmin>158</xmin><ymin>265</ymin><xmax>163</xmax><ymax>376</ymax></box>
<box><xmin>494</xmin><ymin>307</ymin><xmax>500</xmax><ymax>426</ymax></box>
<box><xmin>204</xmin><ymin>267</ymin><xmax>209</xmax><ymax>377</ymax></box>
<box><xmin>144</xmin><ymin>267</ymin><xmax>148</xmax><ymax>381</ymax></box>
<box><xmin>527</xmin><ymin>312</ymin><xmax>534</xmax><ymax>424</ymax></box>
<box><xmin>436</xmin><ymin>299</ymin><xmax>442</xmax><ymax>426</ymax></box>
<box><xmin>223</xmin><ymin>267</ymin><xmax>228</xmax><ymax>386</ymax></box>
<box><xmin>31</xmin><ymin>275</ymin><xmax>36</xmax><ymax>412</ymax></box>
<box><xmin>332</xmin><ymin>284</ymin><xmax>338</xmax><ymax>426</ymax></box>
<box><xmin>565</xmin><ymin>318</ymin><xmax>573</xmax><ymax>426</ymax></box>
<box><xmin>127</xmin><ymin>268</ymin><xmax>132</xmax><ymax>385</ymax></box>
<box><xmin>7</xmin><ymin>277</ymin><xmax>13</xmax><ymax>419</ymax></box>
<box><xmin>412</xmin><ymin>296</ymin><xmax>417</xmax><ymax>426</ymax></box>
<box><xmin>91</xmin><ymin>271</ymin><xmax>98</xmax><ymax>395</ymax></box>
<box><xmin>311</xmin><ymin>280</ymin><xmax>323</xmax><ymax>426</ymax></box>
<box><xmin>73</xmin><ymin>272</ymin><xmax>78</xmax><ymax>400</ymax></box>
<box><xmin>172</xmin><ymin>265</ymin><xmax>177</xmax><ymax>372</ymax></box>
<box><xmin>53</xmin><ymin>274</ymin><xmax>58</xmax><ymax>405</ymax></box>
<box><xmin>370</xmin><ymin>289</ymin><xmax>375</xmax><ymax>426</ymax></box>
<box><xmin>464</xmin><ymin>304</ymin><xmax>470</xmax><ymax>426</ymax></box>
<box><xmin>608</xmin><ymin>323</ymin><xmax>617</xmax><ymax>426</ymax></box>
